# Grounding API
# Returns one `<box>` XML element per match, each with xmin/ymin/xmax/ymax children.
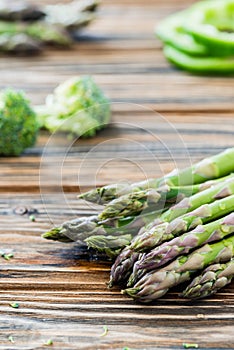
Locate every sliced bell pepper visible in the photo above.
<box><xmin>164</xmin><ymin>44</ymin><xmax>234</xmax><ymax>74</ymax></box>
<box><xmin>156</xmin><ymin>11</ymin><xmax>208</xmax><ymax>57</ymax></box>
<box><xmin>183</xmin><ymin>0</ymin><xmax>234</xmax><ymax>57</ymax></box>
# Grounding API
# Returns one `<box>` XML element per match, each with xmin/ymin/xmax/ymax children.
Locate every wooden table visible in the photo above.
<box><xmin>0</xmin><ymin>0</ymin><xmax>234</xmax><ymax>349</ymax></box>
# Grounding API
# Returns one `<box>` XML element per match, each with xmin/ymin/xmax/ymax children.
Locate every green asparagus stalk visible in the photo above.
<box><xmin>0</xmin><ymin>20</ymin><xmax>72</xmax><ymax>47</ymax></box>
<box><xmin>25</xmin><ymin>22</ymin><xmax>72</xmax><ymax>46</ymax></box>
<box><xmin>0</xmin><ymin>0</ymin><xmax>98</xmax><ymax>54</ymax></box>
<box><xmin>98</xmin><ymin>189</ymin><xmax>161</xmax><ymax>221</ymax></box>
<box><xmin>43</xmin><ymin>227</ymin><xmax>74</xmax><ymax>243</ymax></box>
<box><xmin>123</xmin><ymin>234</ymin><xmax>234</xmax><ymax>303</ymax></box>
<box><xmin>109</xmin><ymin>248</ymin><xmax>142</xmax><ymax>287</ymax></box>
<box><xmin>79</xmin><ymin>148</ymin><xmax>234</xmax><ymax>204</ymax></box>
<box><xmin>47</xmin><ymin>184</ymin><xmax>206</xmax><ymax>244</ymax></box>
<box><xmin>109</xmin><ymin>177</ymin><xmax>234</xmax><ymax>287</ymax></box>
<box><xmin>129</xmin><ymin>213</ymin><xmax>234</xmax><ymax>286</ymax></box>
<box><xmin>44</xmin><ymin>0</ymin><xmax>98</xmax><ymax>32</ymax></box>
<box><xmin>128</xmin><ymin>195</ymin><xmax>234</xmax><ymax>285</ymax></box>
<box><xmin>0</xmin><ymin>21</ymin><xmax>16</xmax><ymax>35</ymax></box>
<box><xmin>85</xmin><ymin>225</ymin><xmax>165</xmax><ymax>259</ymax></box>
<box><xmin>182</xmin><ymin>259</ymin><xmax>234</xmax><ymax>299</ymax></box>
<box><xmin>43</xmin><ymin>215</ymin><xmax>100</xmax><ymax>243</ymax></box>
<box><xmin>0</xmin><ymin>0</ymin><xmax>45</xmax><ymax>21</ymax></box>
<box><xmin>132</xmin><ymin>177</ymin><xmax>234</xmax><ymax>251</ymax></box>
<box><xmin>98</xmin><ymin>183</ymin><xmax>205</xmax><ymax>221</ymax></box>
<box><xmin>85</xmin><ymin>234</ymin><xmax>133</xmax><ymax>259</ymax></box>
<box><xmin>0</xmin><ymin>32</ymin><xmax>41</xmax><ymax>54</ymax></box>
<box><xmin>42</xmin><ymin>209</ymin><xmax>164</xmax><ymax>243</ymax></box>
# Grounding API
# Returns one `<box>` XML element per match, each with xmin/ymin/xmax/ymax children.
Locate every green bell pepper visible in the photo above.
<box><xmin>183</xmin><ymin>0</ymin><xmax>234</xmax><ymax>57</ymax></box>
<box><xmin>156</xmin><ymin>11</ymin><xmax>208</xmax><ymax>57</ymax></box>
<box><xmin>164</xmin><ymin>44</ymin><xmax>234</xmax><ymax>74</ymax></box>
<box><xmin>157</xmin><ymin>0</ymin><xmax>234</xmax><ymax>74</ymax></box>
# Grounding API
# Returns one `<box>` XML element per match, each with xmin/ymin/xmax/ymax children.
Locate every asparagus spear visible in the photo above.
<box><xmin>42</xmin><ymin>209</ymin><xmax>163</xmax><ymax>243</ymax></box>
<box><xmin>84</xmin><ymin>215</ymin><xmax>167</xmax><ymax>259</ymax></box>
<box><xmin>50</xmin><ymin>177</ymin><xmax>229</xmax><ymax>242</ymax></box>
<box><xmin>93</xmin><ymin>195</ymin><xmax>234</xmax><ymax>269</ymax></box>
<box><xmin>0</xmin><ymin>20</ymin><xmax>72</xmax><ymax>47</ymax></box>
<box><xmin>43</xmin><ymin>215</ymin><xmax>106</xmax><ymax>243</ymax></box>
<box><xmin>79</xmin><ymin>148</ymin><xmax>234</xmax><ymax>204</ymax></box>
<box><xmin>98</xmin><ymin>184</ymin><xmax>205</xmax><ymax>221</ymax></box>
<box><xmin>43</xmin><ymin>227</ymin><xmax>73</xmax><ymax>243</ymax></box>
<box><xmin>0</xmin><ymin>32</ymin><xmax>41</xmax><ymax>54</ymax></box>
<box><xmin>123</xmin><ymin>234</ymin><xmax>234</xmax><ymax>302</ymax></box>
<box><xmin>182</xmin><ymin>259</ymin><xmax>234</xmax><ymax>299</ymax></box>
<box><xmin>129</xmin><ymin>213</ymin><xmax>234</xmax><ymax>286</ymax></box>
<box><xmin>98</xmin><ymin>189</ymin><xmax>161</xmax><ymax>221</ymax></box>
<box><xmin>109</xmin><ymin>177</ymin><xmax>234</xmax><ymax>287</ymax></box>
<box><xmin>109</xmin><ymin>248</ymin><xmax>141</xmax><ymax>287</ymax></box>
<box><xmin>0</xmin><ymin>0</ymin><xmax>45</xmax><ymax>21</ymax></box>
<box><xmin>132</xmin><ymin>177</ymin><xmax>234</xmax><ymax>251</ymax></box>
<box><xmin>44</xmin><ymin>0</ymin><xmax>98</xmax><ymax>32</ymax></box>
<box><xmin>25</xmin><ymin>22</ymin><xmax>72</xmax><ymax>47</ymax></box>
<box><xmin>85</xmin><ymin>234</ymin><xmax>132</xmax><ymax>259</ymax></box>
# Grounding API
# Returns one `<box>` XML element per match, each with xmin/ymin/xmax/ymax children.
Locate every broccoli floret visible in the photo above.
<box><xmin>36</xmin><ymin>76</ymin><xmax>111</xmax><ymax>138</ymax></box>
<box><xmin>0</xmin><ymin>89</ymin><xmax>39</xmax><ymax>156</ymax></box>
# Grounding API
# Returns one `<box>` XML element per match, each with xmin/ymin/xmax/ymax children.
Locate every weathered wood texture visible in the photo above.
<box><xmin>0</xmin><ymin>0</ymin><xmax>234</xmax><ymax>349</ymax></box>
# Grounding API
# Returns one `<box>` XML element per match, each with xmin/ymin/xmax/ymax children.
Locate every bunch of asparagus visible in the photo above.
<box><xmin>43</xmin><ymin>148</ymin><xmax>234</xmax><ymax>302</ymax></box>
<box><xmin>0</xmin><ymin>0</ymin><xmax>98</xmax><ymax>54</ymax></box>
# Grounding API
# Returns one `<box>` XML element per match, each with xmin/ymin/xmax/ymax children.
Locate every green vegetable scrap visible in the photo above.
<box><xmin>35</xmin><ymin>76</ymin><xmax>111</xmax><ymax>138</ymax></box>
<box><xmin>29</xmin><ymin>215</ymin><xmax>36</xmax><ymax>222</ymax></box>
<box><xmin>156</xmin><ymin>0</ymin><xmax>234</xmax><ymax>74</ymax></box>
<box><xmin>0</xmin><ymin>89</ymin><xmax>39</xmax><ymax>156</ymax></box>
<box><xmin>0</xmin><ymin>249</ymin><xmax>14</xmax><ymax>260</ymax></box>
<box><xmin>100</xmin><ymin>325</ymin><xmax>108</xmax><ymax>337</ymax></box>
<box><xmin>1</xmin><ymin>252</ymin><xmax>14</xmax><ymax>260</ymax></box>
<box><xmin>183</xmin><ymin>344</ymin><xmax>199</xmax><ymax>349</ymax></box>
<box><xmin>9</xmin><ymin>302</ymin><xmax>19</xmax><ymax>308</ymax></box>
<box><xmin>44</xmin><ymin>339</ymin><xmax>54</xmax><ymax>346</ymax></box>
<box><xmin>8</xmin><ymin>335</ymin><xmax>15</xmax><ymax>343</ymax></box>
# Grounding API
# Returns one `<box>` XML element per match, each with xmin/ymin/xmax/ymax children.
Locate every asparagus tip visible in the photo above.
<box><xmin>107</xmin><ymin>279</ymin><xmax>114</xmax><ymax>288</ymax></box>
<box><xmin>42</xmin><ymin>229</ymin><xmax>59</xmax><ymax>240</ymax></box>
<box><xmin>42</xmin><ymin>228</ymin><xmax>73</xmax><ymax>243</ymax></box>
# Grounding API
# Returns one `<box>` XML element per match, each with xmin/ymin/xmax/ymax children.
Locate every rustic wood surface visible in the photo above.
<box><xmin>0</xmin><ymin>0</ymin><xmax>234</xmax><ymax>349</ymax></box>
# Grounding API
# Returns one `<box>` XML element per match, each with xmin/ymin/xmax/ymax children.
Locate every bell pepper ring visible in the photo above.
<box><xmin>164</xmin><ymin>44</ymin><xmax>234</xmax><ymax>74</ymax></box>
<box><xmin>183</xmin><ymin>0</ymin><xmax>234</xmax><ymax>57</ymax></box>
<box><xmin>156</xmin><ymin>11</ymin><xmax>208</xmax><ymax>57</ymax></box>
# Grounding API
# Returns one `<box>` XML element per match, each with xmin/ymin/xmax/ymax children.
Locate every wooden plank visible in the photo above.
<box><xmin>0</xmin><ymin>315</ymin><xmax>233</xmax><ymax>350</ymax></box>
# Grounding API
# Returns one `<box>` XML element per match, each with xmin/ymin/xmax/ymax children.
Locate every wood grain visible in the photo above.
<box><xmin>0</xmin><ymin>0</ymin><xmax>233</xmax><ymax>349</ymax></box>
